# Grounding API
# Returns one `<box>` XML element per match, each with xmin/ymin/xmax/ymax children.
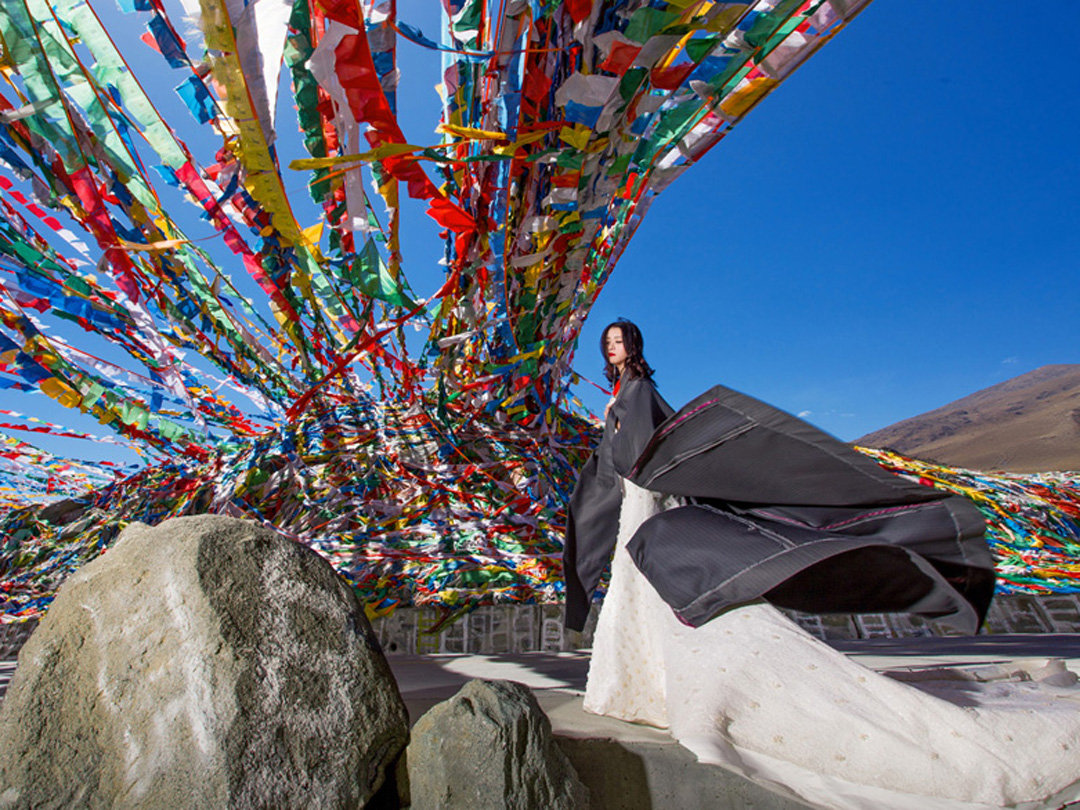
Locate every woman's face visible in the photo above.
<box><xmin>605</xmin><ymin>327</ymin><xmax>628</xmax><ymax>372</ymax></box>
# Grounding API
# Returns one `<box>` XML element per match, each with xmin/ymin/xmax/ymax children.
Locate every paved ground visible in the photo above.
<box><xmin>384</xmin><ymin>634</ymin><xmax>1080</xmax><ymax>738</ymax></box>
<box><xmin>382</xmin><ymin>639</ymin><xmax>1080</xmax><ymax>808</ymax></box>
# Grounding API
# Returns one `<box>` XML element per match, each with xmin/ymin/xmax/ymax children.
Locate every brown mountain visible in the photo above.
<box><xmin>855</xmin><ymin>365</ymin><xmax>1080</xmax><ymax>473</ymax></box>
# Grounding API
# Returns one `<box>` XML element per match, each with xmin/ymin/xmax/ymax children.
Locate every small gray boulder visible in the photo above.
<box><xmin>407</xmin><ymin>679</ymin><xmax>588</xmax><ymax>809</ymax></box>
<box><xmin>0</xmin><ymin>514</ymin><xmax>408</xmax><ymax>810</ymax></box>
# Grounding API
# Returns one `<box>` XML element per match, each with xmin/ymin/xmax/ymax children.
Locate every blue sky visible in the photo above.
<box><xmin>572</xmin><ymin>2</ymin><xmax>1080</xmax><ymax>440</ymax></box>
<box><xmin>4</xmin><ymin>1</ymin><xmax>1078</xmax><ymax>473</ymax></box>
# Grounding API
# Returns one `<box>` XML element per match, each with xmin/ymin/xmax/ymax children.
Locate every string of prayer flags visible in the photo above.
<box><xmin>6</xmin><ymin>0</ymin><xmax>1071</xmax><ymax>626</ymax></box>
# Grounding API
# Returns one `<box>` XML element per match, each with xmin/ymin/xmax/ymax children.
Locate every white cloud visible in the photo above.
<box><xmin>1002</xmin><ymin>356</ymin><xmax>1019</xmax><ymax>365</ymax></box>
<box><xmin>797</xmin><ymin>410</ymin><xmax>812</xmax><ymax>418</ymax></box>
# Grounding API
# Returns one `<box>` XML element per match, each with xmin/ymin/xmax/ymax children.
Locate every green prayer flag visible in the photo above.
<box><xmin>685</xmin><ymin>35</ymin><xmax>721</xmax><ymax>63</ymax></box>
<box><xmin>624</xmin><ymin>8</ymin><xmax>680</xmax><ymax>43</ymax></box>
<box><xmin>350</xmin><ymin>239</ymin><xmax>417</xmax><ymax>308</ymax></box>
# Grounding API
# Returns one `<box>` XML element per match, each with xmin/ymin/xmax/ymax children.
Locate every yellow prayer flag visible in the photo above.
<box><xmin>40</xmin><ymin>377</ymin><xmax>82</xmax><ymax>409</ymax></box>
<box><xmin>559</xmin><ymin>125</ymin><xmax>591</xmax><ymax>151</ymax></box>
<box><xmin>437</xmin><ymin>123</ymin><xmax>509</xmax><ymax>142</ymax></box>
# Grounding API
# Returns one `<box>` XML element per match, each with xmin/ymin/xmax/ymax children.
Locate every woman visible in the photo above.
<box><xmin>565</xmin><ymin>320</ymin><xmax>1080</xmax><ymax>810</ymax></box>
<box><xmin>565</xmin><ymin>320</ymin><xmax>680</xmax><ymax>725</ymax></box>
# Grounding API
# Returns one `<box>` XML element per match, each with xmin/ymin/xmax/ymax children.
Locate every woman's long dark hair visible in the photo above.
<box><xmin>601</xmin><ymin>319</ymin><xmax>654</xmax><ymax>385</ymax></box>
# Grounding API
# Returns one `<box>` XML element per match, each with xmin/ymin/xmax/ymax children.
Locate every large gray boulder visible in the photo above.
<box><xmin>0</xmin><ymin>514</ymin><xmax>408</xmax><ymax>810</ymax></box>
<box><xmin>407</xmin><ymin>679</ymin><xmax>588</xmax><ymax>809</ymax></box>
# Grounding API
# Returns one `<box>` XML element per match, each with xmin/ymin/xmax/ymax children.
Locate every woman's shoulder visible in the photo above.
<box><xmin>620</xmin><ymin>375</ymin><xmax>657</xmax><ymax>392</ymax></box>
<box><xmin>618</xmin><ymin>375</ymin><xmax>669</xmax><ymax>411</ymax></box>
<box><xmin>618</xmin><ymin>376</ymin><xmax>662</xmax><ymax>402</ymax></box>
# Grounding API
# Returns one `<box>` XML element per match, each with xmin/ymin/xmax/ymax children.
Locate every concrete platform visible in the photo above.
<box><xmin>385</xmin><ymin>635</ymin><xmax>1080</xmax><ymax>809</ymax></box>
<box><xmin>3</xmin><ymin>636</ymin><xmax>1079</xmax><ymax>808</ymax></box>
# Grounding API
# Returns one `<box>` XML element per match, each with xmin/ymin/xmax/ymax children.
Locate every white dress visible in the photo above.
<box><xmin>584</xmin><ymin>479</ymin><xmax>1080</xmax><ymax>810</ymax></box>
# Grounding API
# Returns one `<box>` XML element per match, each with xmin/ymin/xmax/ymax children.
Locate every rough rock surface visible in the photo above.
<box><xmin>407</xmin><ymin>679</ymin><xmax>588</xmax><ymax>809</ymax></box>
<box><xmin>0</xmin><ymin>514</ymin><xmax>408</xmax><ymax>810</ymax></box>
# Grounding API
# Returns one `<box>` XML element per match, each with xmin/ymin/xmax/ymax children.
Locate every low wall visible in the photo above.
<box><xmin>370</xmin><ymin>593</ymin><xmax>1080</xmax><ymax>656</ymax></box>
<box><xmin>3</xmin><ymin>593</ymin><xmax>1079</xmax><ymax>661</ymax></box>
<box><xmin>371</xmin><ymin>603</ymin><xmax>599</xmax><ymax>656</ymax></box>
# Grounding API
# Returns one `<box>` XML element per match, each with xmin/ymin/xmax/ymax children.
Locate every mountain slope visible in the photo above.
<box><xmin>856</xmin><ymin>365</ymin><xmax>1080</xmax><ymax>473</ymax></box>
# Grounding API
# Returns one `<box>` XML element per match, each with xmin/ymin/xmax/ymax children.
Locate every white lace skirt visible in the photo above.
<box><xmin>583</xmin><ymin>479</ymin><xmax>1080</xmax><ymax>810</ymax></box>
<box><xmin>582</xmin><ymin>478</ymin><xmax>678</xmax><ymax>726</ymax></box>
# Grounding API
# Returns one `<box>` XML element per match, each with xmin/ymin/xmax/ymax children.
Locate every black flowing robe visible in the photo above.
<box><xmin>563</xmin><ymin>377</ymin><xmax>673</xmax><ymax>632</ymax></box>
<box><xmin>564</xmin><ymin>382</ymin><xmax>996</xmax><ymax>633</ymax></box>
